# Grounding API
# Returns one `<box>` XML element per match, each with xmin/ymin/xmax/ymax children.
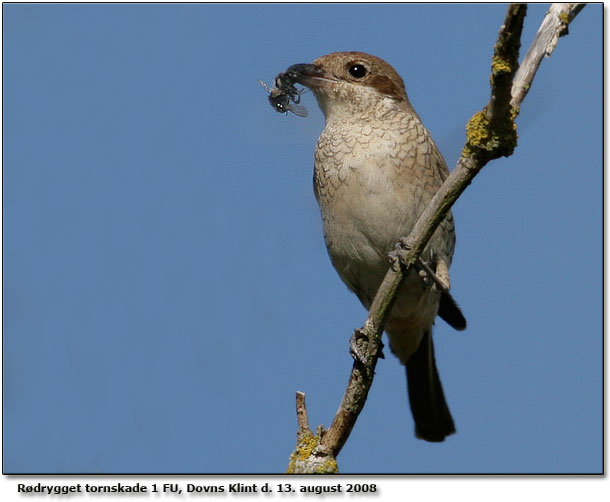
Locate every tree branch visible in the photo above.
<box><xmin>287</xmin><ymin>3</ymin><xmax>585</xmax><ymax>473</ymax></box>
<box><xmin>511</xmin><ymin>4</ymin><xmax>586</xmax><ymax>108</ymax></box>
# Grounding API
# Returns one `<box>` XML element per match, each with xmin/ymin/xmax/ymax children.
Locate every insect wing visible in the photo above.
<box><xmin>287</xmin><ymin>104</ymin><xmax>308</xmax><ymax>118</ymax></box>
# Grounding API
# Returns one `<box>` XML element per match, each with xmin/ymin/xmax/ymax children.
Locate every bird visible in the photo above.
<box><xmin>285</xmin><ymin>51</ymin><xmax>466</xmax><ymax>442</ymax></box>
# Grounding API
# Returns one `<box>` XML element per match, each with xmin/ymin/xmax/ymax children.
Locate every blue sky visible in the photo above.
<box><xmin>3</xmin><ymin>3</ymin><xmax>602</xmax><ymax>474</ymax></box>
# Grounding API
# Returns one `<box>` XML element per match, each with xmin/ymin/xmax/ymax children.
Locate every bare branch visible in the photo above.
<box><xmin>295</xmin><ymin>391</ymin><xmax>310</xmax><ymax>434</ymax></box>
<box><xmin>511</xmin><ymin>4</ymin><xmax>585</xmax><ymax>108</ymax></box>
<box><xmin>319</xmin><ymin>272</ymin><xmax>404</xmax><ymax>456</ymax></box>
<box><xmin>288</xmin><ymin>3</ymin><xmax>585</xmax><ymax>472</ymax></box>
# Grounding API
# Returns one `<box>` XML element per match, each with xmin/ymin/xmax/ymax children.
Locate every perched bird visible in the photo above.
<box><xmin>286</xmin><ymin>52</ymin><xmax>466</xmax><ymax>442</ymax></box>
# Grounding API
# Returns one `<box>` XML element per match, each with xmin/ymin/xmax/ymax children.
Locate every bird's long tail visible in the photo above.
<box><xmin>406</xmin><ymin>329</ymin><xmax>455</xmax><ymax>442</ymax></box>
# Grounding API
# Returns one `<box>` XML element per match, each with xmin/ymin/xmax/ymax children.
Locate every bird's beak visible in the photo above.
<box><xmin>284</xmin><ymin>63</ymin><xmax>338</xmax><ymax>90</ymax></box>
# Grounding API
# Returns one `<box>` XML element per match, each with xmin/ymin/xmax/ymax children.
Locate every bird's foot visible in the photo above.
<box><xmin>387</xmin><ymin>239</ymin><xmax>410</xmax><ymax>271</ymax></box>
<box><xmin>388</xmin><ymin>239</ymin><xmax>450</xmax><ymax>292</ymax></box>
<box><xmin>349</xmin><ymin>329</ymin><xmax>368</xmax><ymax>364</ymax></box>
<box><xmin>350</xmin><ymin>329</ymin><xmax>385</xmax><ymax>365</ymax></box>
<box><xmin>416</xmin><ymin>258</ymin><xmax>450</xmax><ymax>293</ymax></box>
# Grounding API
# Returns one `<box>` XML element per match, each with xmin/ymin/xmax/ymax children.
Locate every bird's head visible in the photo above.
<box><xmin>285</xmin><ymin>51</ymin><xmax>411</xmax><ymax>120</ymax></box>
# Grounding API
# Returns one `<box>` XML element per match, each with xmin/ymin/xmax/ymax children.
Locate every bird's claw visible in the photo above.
<box><xmin>350</xmin><ymin>329</ymin><xmax>385</xmax><ymax>364</ymax></box>
<box><xmin>350</xmin><ymin>329</ymin><xmax>369</xmax><ymax>365</ymax></box>
<box><xmin>388</xmin><ymin>239</ymin><xmax>411</xmax><ymax>271</ymax></box>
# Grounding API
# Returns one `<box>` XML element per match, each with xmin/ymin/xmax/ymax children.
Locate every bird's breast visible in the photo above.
<box><xmin>314</xmin><ymin>119</ymin><xmax>430</xmax><ymax>252</ymax></box>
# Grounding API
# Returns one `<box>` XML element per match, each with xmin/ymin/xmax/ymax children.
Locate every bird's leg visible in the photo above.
<box><xmin>388</xmin><ymin>239</ymin><xmax>450</xmax><ymax>292</ymax></box>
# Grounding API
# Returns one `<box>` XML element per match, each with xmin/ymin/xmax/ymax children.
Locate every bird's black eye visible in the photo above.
<box><xmin>348</xmin><ymin>64</ymin><xmax>367</xmax><ymax>79</ymax></box>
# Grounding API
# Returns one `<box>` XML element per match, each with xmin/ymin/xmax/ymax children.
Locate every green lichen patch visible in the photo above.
<box><xmin>462</xmin><ymin>111</ymin><xmax>490</xmax><ymax>157</ymax></box>
<box><xmin>286</xmin><ymin>430</ymin><xmax>339</xmax><ymax>474</ymax></box>
<box><xmin>462</xmin><ymin>108</ymin><xmax>518</xmax><ymax>160</ymax></box>
<box><xmin>492</xmin><ymin>56</ymin><xmax>512</xmax><ymax>76</ymax></box>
